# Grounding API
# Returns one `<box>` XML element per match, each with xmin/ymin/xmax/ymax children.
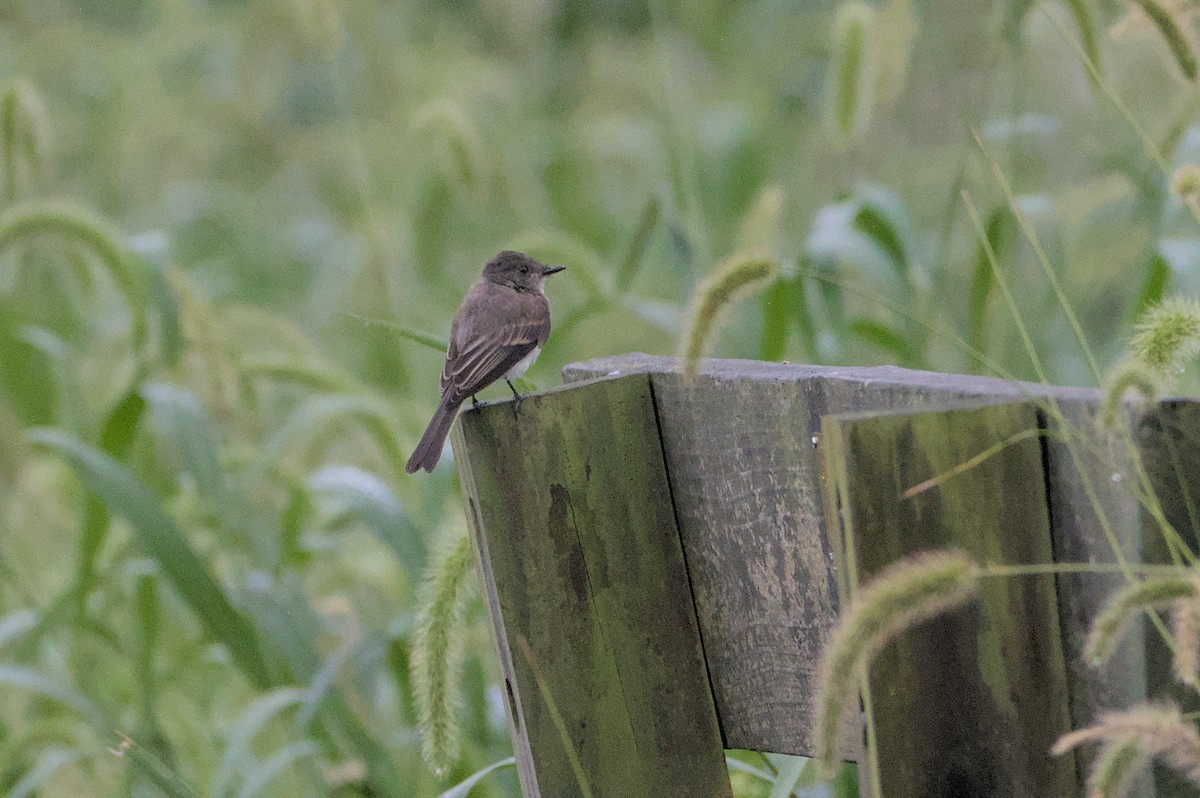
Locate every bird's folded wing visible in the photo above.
<box><xmin>441</xmin><ymin>315</ymin><xmax>546</xmax><ymax>400</ymax></box>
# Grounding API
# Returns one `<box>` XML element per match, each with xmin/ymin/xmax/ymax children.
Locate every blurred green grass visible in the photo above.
<box><xmin>2</xmin><ymin>0</ymin><xmax>1200</xmax><ymax>795</ymax></box>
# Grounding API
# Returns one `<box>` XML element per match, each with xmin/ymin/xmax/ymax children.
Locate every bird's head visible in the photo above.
<box><xmin>482</xmin><ymin>250</ymin><xmax>565</xmax><ymax>292</ymax></box>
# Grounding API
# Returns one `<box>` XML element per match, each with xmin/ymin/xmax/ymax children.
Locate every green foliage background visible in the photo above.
<box><xmin>1</xmin><ymin>0</ymin><xmax>1198</xmax><ymax>795</ymax></box>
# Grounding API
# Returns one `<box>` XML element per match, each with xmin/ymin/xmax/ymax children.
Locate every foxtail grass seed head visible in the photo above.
<box><xmin>412</xmin><ymin>101</ymin><xmax>486</xmax><ymax>193</ymax></box>
<box><xmin>1172</xmin><ymin>595</ymin><xmax>1200</xmax><ymax>688</ymax></box>
<box><xmin>412</xmin><ymin>532</ymin><xmax>476</xmax><ymax>776</ymax></box>
<box><xmin>1083</xmin><ymin>575</ymin><xmax>1199</xmax><ymax>667</ymax></box>
<box><xmin>679</xmin><ymin>254</ymin><xmax>778</xmax><ymax>378</ymax></box>
<box><xmin>813</xmin><ymin>549</ymin><xmax>980</xmax><ymax>777</ymax></box>
<box><xmin>1053</xmin><ymin>703</ymin><xmax>1200</xmax><ymax>789</ymax></box>
<box><xmin>874</xmin><ymin>0</ymin><xmax>918</xmax><ymax>104</ymax></box>
<box><xmin>1099</xmin><ymin>359</ymin><xmax>1160</xmax><ymax>429</ymax></box>
<box><xmin>1084</xmin><ymin>738</ymin><xmax>1147</xmax><ymax>798</ymax></box>
<box><xmin>1</xmin><ymin>79</ymin><xmax>50</xmax><ymax>200</ymax></box>
<box><xmin>737</xmin><ymin>184</ymin><xmax>786</xmax><ymax>254</ymax></box>
<box><xmin>824</xmin><ymin>1</ymin><xmax>878</xmax><ymax>148</ymax></box>
<box><xmin>1129</xmin><ymin>297</ymin><xmax>1200</xmax><ymax>374</ymax></box>
<box><xmin>1172</xmin><ymin>163</ymin><xmax>1200</xmax><ymax>201</ymax></box>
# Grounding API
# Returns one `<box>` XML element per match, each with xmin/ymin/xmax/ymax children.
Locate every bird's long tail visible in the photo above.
<box><xmin>406</xmin><ymin>395</ymin><xmax>461</xmax><ymax>473</ymax></box>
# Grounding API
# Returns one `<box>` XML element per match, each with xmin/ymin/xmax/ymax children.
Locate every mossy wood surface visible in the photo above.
<box><xmin>412</xmin><ymin>353</ymin><xmax>1182</xmax><ymax>794</ymax></box>
<box><xmin>451</xmin><ymin>373</ymin><xmax>731</xmax><ymax>798</ymax></box>
<box><xmin>1040</xmin><ymin>401</ymin><xmax>1153</xmax><ymax>794</ymax></box>
<box><xmin>563</xmin><ymin>354</ymin><xmax>1114</xmax><ymax>761</ymax></box>
<box><xmin>1136</xmin><ymin>400</ymin><xmax>1200</xmax><ymax>796</ymax></box>
<box><xmin>820</xmin><ymin>402</ymin><xmax>1078</xmax><ymax>797</ymax></box>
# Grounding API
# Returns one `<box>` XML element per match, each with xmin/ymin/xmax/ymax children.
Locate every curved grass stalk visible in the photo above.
<box><xmin>813</xmin><ymin>550</ymin><xmax>980</xmax><ymax>777</ymax></box>
<box><xmin>825</xmin><ymin>1</ymin><xmax>878</xmax><ymax>148</ymax></box>
<box><xmin>0</xmin><ymin>200</ymin><xmax>147</xmax><ymax>348</ymax></box>
<box><xmin>679</xmin><ymin>254</ymin><xmax>778</xmax><ymax>378</ymax></box>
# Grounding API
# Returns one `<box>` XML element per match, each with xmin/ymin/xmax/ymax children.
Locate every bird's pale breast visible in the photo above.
<box><xmin>506</xmin><ymin>345</ymin><xmax>540</xmax><ymax>380</ymax></box>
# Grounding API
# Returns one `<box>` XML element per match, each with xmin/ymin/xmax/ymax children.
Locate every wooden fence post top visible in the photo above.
<box><xmin>453</xmin><ymin>373</ymin><xmax>731</xmax><ymax>798</ymax></box>
<box><xmin>454</xmin><ymin>352</ymin><xmax>1190</xmax><ymax>796</ymax></box>
<box><xmin>563</xmin><ymin>352</ymin><xmax>1101</xmax><ymax>401</ymax></box>
<box><xmin>558</xmin><ymin>353</ymin><xmax>1104</xmax><ymax>759</ymax></box>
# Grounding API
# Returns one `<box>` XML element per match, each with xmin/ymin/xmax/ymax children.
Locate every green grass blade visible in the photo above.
<box><xmin>0</xmin><ymin>609</ymin><xmax>37</xmax><ymax>649</ymax></box>
<box><xmin>725</xmin><ymin>755</ymin><xmax>775</xmax><ymax>783</ymax></box>
<box><xmin>239</xmin><ymin>355</ymin><xmax>361</xmax><ymax>393</ymax></box>
<box><xmin>760</xmin><ymin>276</ymin><xmax>792</xmax><ymax>362</ymax></box>
<box><xmin>122</xmin><ymin>736</ymin><xmax>201</xmax><ymax>798</ymax></box>
<box><xmin>345</xmin><ymin>313</ymin><xmax>448</xmax><ymax>353</ymax></box>
<box><xmin>142</xmin><ymin>383</ymin><xmax>227</xmax><ymax>502</ymax></box>
<box><xmin>17</xmin><ymin>326</ymin><xmax>85</xmax><ymax>433</ymax></box>
<box><xmin>308</xmin><ymin>464</ymin><xmax>425</xmax><ymax>576</ymax></box>
<box><xmin>438</xmin><ymin>757</ymin><xmax>516</xmax><ymax>798</ymax></box>
<box><xmin>616</xmin><ymin>195</ymin><xmax>661</xmax><ymax>293</ymax></box>
<box><xmin>1130</xmin><ymin>249</ymin><xmax>1171</xmax><ymax>324</ymax></box>
<box><xmin>73</xmin><ymin>390</ymin><xmax>147</xmax><ymax>604</ymax></box>
<box><xmin>28</xmin><ymin>428</ymin><xmax>272</xmax><ymax>688</ymax></box>
<box><xmin>99</xmin><ymin>390</ymin><xmax>147</xmax><ymax>457</ymax></box>
<box><xmin>9</xmin><ymin>746</ymin><xmax>82</xmax><ymax>798</ymax></box>
<box><xmin>258</xmin><ymin>394</ymin><xmax>407</xmax><ymax>481</ymax></box>
<box><xmin>972</xmin><ymin>129</ymin><xmax>1103</xmax><ymax>383</ymax></box>
<box><xmin>234</xmin><ymin>740</ymin><xmax>320</xmax><ymax>798</ymax></box>
<box><xmin>1062</xmin><ymin>0</ymin><xmax>1102</xmax><ymax>83</ymax></box>
<box><xmin>967</xmin><ymin>206</ymin><xmax>1016</xmax><ymax>363</ymax></box>
<box><xmin>851</xmin><ymin>186</ymin><xmax>916</xmax><ymax>290</ymax></box>
<box><xmin>1037</xmin><ymin>3</ymin><xmax>1171</xmax><ymax>177</ymax></box>
<box><xmin>134</xmin><ymin>568</ymin><xmax>160</xmax><ymax>725</ymax></box>
<box><xmin>144</xmin><ymin>259</ymin><xmax>184</xmax><ymax>367</ymax></box>
<box><xmin>210</xmin><ymin>687</ymin><xmax>306</xmax><ymax>798</ymax></box>
<box><xmin>240</xmin><ymin>575</ymin><xmax>402</xmax><ymax>795</ymax></box>
<box><xmin>849</xmin><ymin>317</ymin><xmax>914</xmax><ymax>364</ymax></box>
<box><xmin>0</xmin><ymin>200</ymin><xmax>148</xmax><ymax>348</ymax></box>
<box><xmin>0</xmin><ymin>664</ymin><xmax>105</xmax><ymax>728</ymax></box>
<box><xmin>767</xmin><ymin>753</ymin><xmax>808</xmax><ymax>798</ymax></box>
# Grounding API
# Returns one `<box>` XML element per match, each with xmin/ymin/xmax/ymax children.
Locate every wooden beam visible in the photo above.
<box><xmin>563</xmin><ymin>355</ymin><xmax>1095</xmax><ymax>758</ymax></box>
<box><xmin>1136</xmin><ymin>400</ymin><xmax>1200</xmax><ymax>796</ymax></box>
<box><xmin>820</xmin><ymin>402</ymin><xmax>1078</xmax><ymax>797</ymax></box>
<box><xmin>452</xmin><ymin>373</ymin><xmax>730</xmax><ymax>798</ymax></box>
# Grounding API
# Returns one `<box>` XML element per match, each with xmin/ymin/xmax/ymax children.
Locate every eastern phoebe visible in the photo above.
<box><xmin>405</xmin><ymin>250</ymin><xmax>565</xmax><ymax>473</ymax></box>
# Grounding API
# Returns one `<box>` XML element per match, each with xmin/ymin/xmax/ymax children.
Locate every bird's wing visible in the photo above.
<box><xmin>440</xmin><ymin>285</ymin><xmax>550</xmax><ymax>402</ymax></box>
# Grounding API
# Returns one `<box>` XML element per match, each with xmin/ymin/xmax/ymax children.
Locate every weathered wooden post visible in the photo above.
<box><xmin>451</xmin><ymin>373</ymin><xmax>731</xmax><ymax>797</ymax></box>
<box><xmin>454</xmin><ymin>353</ymin><xmax>1182</xmax><ymax>797</ymax></box>
<box><xmin>820</xmin><ymin>403</ymin><xmax>1076</xmax><ymax>796</ymax></box>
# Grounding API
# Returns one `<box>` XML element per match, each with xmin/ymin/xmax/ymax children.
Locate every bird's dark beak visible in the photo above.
<box><xmin>543</xmin><ymin>265</ymin><xmax>566</xmax><ymax>276</ymax></box>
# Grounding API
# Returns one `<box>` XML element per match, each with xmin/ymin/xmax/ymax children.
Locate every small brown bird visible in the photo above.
<box><xmin>406</xmin><ymin>251</ymin><xmax>565</xmax><ymax>473</ymax></box>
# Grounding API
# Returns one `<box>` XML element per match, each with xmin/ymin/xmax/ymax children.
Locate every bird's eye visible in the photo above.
<box><xmin>519</xmin><ymin>264</ymin><xmax>529</xmax><ymax>274</ymax></box>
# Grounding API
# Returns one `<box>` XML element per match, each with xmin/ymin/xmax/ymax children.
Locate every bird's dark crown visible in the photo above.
<box><xmin>482</xmin><ymin>250</ymin><xmax>563</xmax><ymax>290</ymax></box>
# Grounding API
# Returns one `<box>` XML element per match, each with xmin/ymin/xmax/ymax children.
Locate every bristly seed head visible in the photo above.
<box><xmin>1083</xmin><ymin>574</ymin><xmax>1199</xmax><ymax>668</ymax></box>
<box><xmin>812</xmin><ymin>549</ymin><xmax>980</xmax><ymax>778</ymax></box>
<box><xmin>1129</xmin><ymin>297</ymin><xmax>1200</xmax><ymax>374</ymax></box>
<box><xmin>1172</xmin><ymin>163</ymin><xmax>1200</xmax><ymax>201</ymax></box>
<box><xmin>679</xmin><ymin>253</ymin><xmax>778</xmax><ymax>379</ymax></box>
<box><xmin>1053</xmin><ymin>703</ymin><xmax>1200</xmax><ymax>791</ymax></box>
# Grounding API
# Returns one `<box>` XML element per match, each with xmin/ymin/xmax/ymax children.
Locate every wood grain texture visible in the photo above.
<box><xmin>451</xmin><ymin>373</ymin><xmax>730</xmax><ymax>798</ymax></box>
<box><xmin>563</xmin><ymin>354</ymin><xmax>1103</xmax><ymax>759</ymax></box>
<box><xmin>540</xmin><ymin>355</ymin><xmax>1174</xmax><ymax>791</ymax></box>
<box><xmin>1136</xmin><ymin>400</ymin><xmax>1200</xmax><ymax>796</ymax></box>
<box><xmin>1039</xmin><ymin>400</ymin><xmax>1152</xmax><ymax>795</ymax></box>
<box><xmin>820</xmin><ymin>402</ymin><xmax>1077</xmax><ymax>798</ymax></box>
